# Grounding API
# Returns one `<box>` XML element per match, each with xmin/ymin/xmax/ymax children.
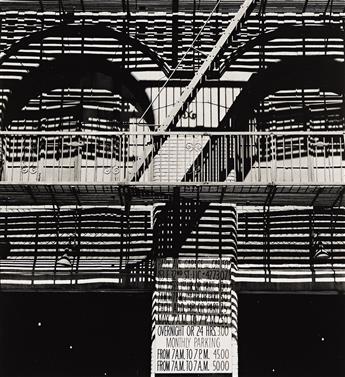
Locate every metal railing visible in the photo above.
<box><xmin>0</xmin><ymin>131</ymin><xmax>344</xmax><ymax>184</ymax></box>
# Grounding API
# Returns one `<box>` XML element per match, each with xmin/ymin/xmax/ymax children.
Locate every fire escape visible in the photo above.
<box><xmin>0</xmin><ymin>0</ymin><xmax>342</xmax><ymax>206</ymax></box>
<box><xmin>0</xmin><ymin>0</ymin><xmax>344</xmax><ymax>290</ymax></box>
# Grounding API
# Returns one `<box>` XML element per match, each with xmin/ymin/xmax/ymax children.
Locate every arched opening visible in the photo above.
<box><xmin>0</xmin><ymin>54</ymin><xmax>155</xmax><ymax>183</ymax></box>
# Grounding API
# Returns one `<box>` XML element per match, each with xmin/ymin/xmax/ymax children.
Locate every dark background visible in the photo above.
<box><xmin>239</xmin><ymin>293</ymin><xmax>345</xmax><ymax>377</ymax></box>
<box><xmin>0</xmin><ymin>292</ymin><xmax>152</xmax><ymax>377</ymax></box>
<box><xmin>0</xmin><ymin>292</ymin><xmax>344</xmax><ymax>377</ymax></box>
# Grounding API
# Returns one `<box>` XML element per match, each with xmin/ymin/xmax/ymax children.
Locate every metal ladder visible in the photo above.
<box><xmin>130</xmin><ymin>0</ymin><xmax>257</xmax><ymax>182</ymax></box>
<box><xmin>159</xmin><ymin>0</ymin><xmax>257</xmax><ymax>132</ymax></box>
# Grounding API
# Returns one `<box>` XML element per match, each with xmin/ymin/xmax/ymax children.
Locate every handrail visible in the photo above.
<box><xmin>1</xmin><ymin>130</ymin><xmax>344</xmax><ymax>185</ymax></box>
<box><xmin>0</xmin><ymin>131</ymin><xmax>343</xmax><ymax>136</ymax></box>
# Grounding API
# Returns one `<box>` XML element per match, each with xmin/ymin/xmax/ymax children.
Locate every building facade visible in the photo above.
<box><xmin>0</xmin><ymin>0</ymin><xmax>344</xmax><ymax>376</ymax></box>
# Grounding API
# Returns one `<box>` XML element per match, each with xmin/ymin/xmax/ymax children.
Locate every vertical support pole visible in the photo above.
<box><xmin>171</xmin><ymin>0</ymin><xmax>179</xmax><ymax>68</ymax></box>
<box><xmin>263</xmin><ymin>186</ymin><xmax>275</xmax><ymax>282</ymax></box>
<box><xmin>31</xmin><ymin>214</ymin><xmax>39</xmax><ymax>285</ymax></box>
<box><xmin>53</xmin><ymin>204</ymin><xmax>60</xmax><ymax>285</ymax></box>
<box><xmin>121</xmin><ymin>0</ymin><xmax>130</xmax><ymax>127</ymax></box>
<box><xmin>343</xmin><ymin>19</ymin><xmax>345</xmax><ymax>129</ymax></box>
<box><xmin>73</xmin><ymin>207</ymin><xmax>82</xmax><ymax>284</ymax></box>
<box><xmin>309</xmin><ymin>207</ymin><xmax>318</xmax><ymax>284</ymax></box>
<box><xmin>270</xmin><ymin>132</ymin><xmax>276</xmax><ymax>182</ymax></box>
<box><xmin>0</xmin><ymin>132</ymin><xmax>4</xmax><ymax>181</ymax></box>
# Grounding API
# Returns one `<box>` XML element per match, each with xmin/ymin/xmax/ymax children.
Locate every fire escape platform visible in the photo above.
<box><xmin>0</xmin><ymin>182</ymin><xmax>344</xmax><ymax>207</ymax></box>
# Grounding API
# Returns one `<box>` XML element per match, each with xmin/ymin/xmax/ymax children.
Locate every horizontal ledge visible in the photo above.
<box><xmin>0</xmin><ymin>182</ymin><xmax>345</xmax><ymax>187</ymax></box>
<box><xmin>0</xmin><ymin>183</ymin><xmax>343</xmax><ymax>207</ymax></box>
<box><xmin>0</xmin><ymin>130</ymin><xmax>344</xmax><ymax>136</ymax></box>
<box><xmin>0</xmin><ymin>283</ymin><xmax>154</xmax><ymax>293</ymax></box>
<box><xmin>233</xmin><ymin>281</ymin><xmax>345</xmax><ymax>293</ymax></box>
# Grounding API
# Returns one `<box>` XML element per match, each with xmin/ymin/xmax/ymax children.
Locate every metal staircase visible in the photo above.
<box><xmin>129</xmin><ymin>0</ymin><xmax>257</xmax><ymax>182</ymax></box>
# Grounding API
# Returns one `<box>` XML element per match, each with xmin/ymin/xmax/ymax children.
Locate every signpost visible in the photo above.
<box><xmin>152</xmin><ymin>258</ymin><xmax>233</xmax><ymax>376</ymax></box>
<box><xmin>154</xmin><ymin>324</ymin><xmax>232</xmax><ymax>374</ymax></box>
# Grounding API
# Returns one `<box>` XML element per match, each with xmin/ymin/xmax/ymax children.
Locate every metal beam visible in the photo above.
<box><xmin>0</xmin><ymin>24</ymin><xmax>170</xmax><ymax>77</ymax></box>
<box><xmin>1</xmin><ymin>54</ymin><xmax>155</xmax><ymax>129</ymax></box>
<box><xmin>158</xmin><ymin>0</ymin><xmax>257</xmax><ymax>132</ymax></box>
<box><xmin>220</xmin><ymin>24</ymin><xmax>344</xmax><ymax>75</ymax></box>
<box><xmin>171</xmin><ymin>0</ymin><xmax>179</xmax><ymax>67</ymax></box>
<box><xmin>218</xmin><ymin>56</ymin><xmax>345</xmax><ymax>131</ymax></box>
<box><xmin>129</xmin><ymin>0</ymin><xmax>256</xmax><ymax>181</ymax></box>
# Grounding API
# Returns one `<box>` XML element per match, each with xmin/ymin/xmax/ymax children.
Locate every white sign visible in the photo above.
<box><xmin>156</xmin><ymin>268</ymin><xmax>231</xmax><ymax>280</ymax></box>
<box><xmin>153</xmin><ymin>325</ymin><xmax>232</xmax><ymax>374</ymax></box>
